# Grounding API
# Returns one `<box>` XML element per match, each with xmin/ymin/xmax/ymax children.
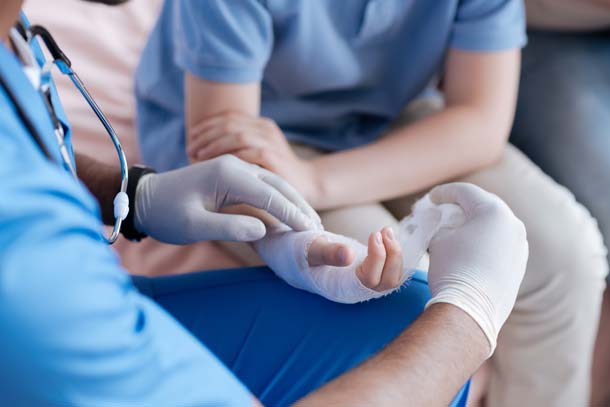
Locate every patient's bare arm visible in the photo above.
<box><xmin>293</xmin><ymin>303</ymin><xmax>488</xmax><ymax>406</ymax></box>
<box><xmin>75</xmin><ymin>153</ymin><xmax>122</xmax><ymax>226</ymax></box>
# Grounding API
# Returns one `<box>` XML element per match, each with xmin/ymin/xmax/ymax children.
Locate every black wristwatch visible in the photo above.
<box><xmin>121</xmin><ymin>164</ymin><xmax>156</xmax><ymax>242</ymax></box>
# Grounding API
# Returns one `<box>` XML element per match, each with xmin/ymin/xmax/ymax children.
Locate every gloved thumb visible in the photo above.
<box><xmin>188</xmin><ymin>211</ymin><xmax>267</xmax><ymax>242</ymax></box>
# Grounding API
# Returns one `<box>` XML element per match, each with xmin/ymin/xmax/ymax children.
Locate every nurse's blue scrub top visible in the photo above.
<box><xmin>136</xmin><ymin>0</ymin><xmax>526</xmax><ymax>171</ymax></box>
<box><xmin>0</xmin><ymin>21</ymin><xmax>251</xmax><ymax>406</ymax></box>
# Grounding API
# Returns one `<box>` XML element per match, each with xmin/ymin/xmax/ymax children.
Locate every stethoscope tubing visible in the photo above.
<box><xmin>2</xmin><ymin>22</ymin><xmax>129</xmax><ymax>244</ymax></box>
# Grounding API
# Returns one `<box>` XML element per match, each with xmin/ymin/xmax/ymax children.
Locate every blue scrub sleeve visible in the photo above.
<box><xmin>0</xmin><ymin>97</ymin><xmax>251</xmax><ymax>406</ymax></box>
<box><xmin>172</xmin><ymin>0</ymin><xmax>273</xmax><ymax>83</ymax></box>
<box><xmin>451</xmin><ymin>0</ymin><xmax>527</xmax><ymax>51</ymax></box>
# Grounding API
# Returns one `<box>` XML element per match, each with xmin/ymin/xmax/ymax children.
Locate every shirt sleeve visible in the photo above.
<box><xmin>0</xmin><ymin>91</ymin><xmax>252</xmax><ymax>406</ymax></box>
<box><xmin>172</xmin><ymin>0</ymin><xmax>273</xmax><ymax>83</ymax></box>
<box><xmin>450</xmin><ymin>0</ymin><xmax>527</xmax><ymax>51</ymax></box>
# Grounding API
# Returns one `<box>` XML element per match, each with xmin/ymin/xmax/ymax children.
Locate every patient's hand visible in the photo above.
<box><xmin>307</xmin><ymin>227</ymin><xmax>404</xmax><ymax>292</ymax></box>
<box><xmin>225</xmin><ymin>204</ymin><xmax>410</xmax><ymax>303</ymax></box>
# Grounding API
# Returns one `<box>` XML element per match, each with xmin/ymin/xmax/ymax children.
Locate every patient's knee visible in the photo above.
<box><xmin>524</xmin><ymin>186</ymin><xmax>607</xmax><ymax>296</ymax></box>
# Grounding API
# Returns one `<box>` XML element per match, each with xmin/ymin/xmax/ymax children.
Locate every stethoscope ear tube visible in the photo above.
<box><xmin>64</xmin><ymin>70</ymin><xmax>129</xmax><ymax>244</ymax></box>
<box><xmin>28</xmin><ymin>25</ymin><xmax>72</xmax><ymax>69</ymax></box>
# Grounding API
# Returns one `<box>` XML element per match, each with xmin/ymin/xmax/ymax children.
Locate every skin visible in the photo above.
<box><xmin>225</xmin><ymin>204</ymin><xmax>404</xmax><ymax>292</ymax></box>
<box><xmin>76</xmin><ymin>153</ymin><xmax>122</xmax><ymax>226</ymax></box>
<box><xmin>309</xmin><ymin>227</ymin><xmax>403</xmax><ymax>292</ymax></box>
<box><xmin>186</xmin><ymin>49</ymin><xmax>520</xmax><ymax>210</ymax></box>
<box><xmin>1</xmin><ymin>5</ymin><xmax>490</xmax><ymax>405</ymax></box>
<box><xmin>592</xmin><ymin>292</ymin><xmax>610</xmax><ymax>405</ymax></box>
<box><xmin>294</xmin><ymin>303</ymin><xmax>488</xmax><ymax>406</ymax></box>
<box><xmin>0</xmin><ymin>0</ymin><xmax>22</xmax><ymax>44</ymax></box>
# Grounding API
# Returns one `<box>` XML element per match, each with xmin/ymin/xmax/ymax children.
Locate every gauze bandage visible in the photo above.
<box><xmin>254</xmin><ymin>231</ymin><xmax>381</xmax><ymax>304</ymax></box>
<box><xmin>253</xmin><ymin>195</ymin><xmax>465</xmax><ymax>304</ymax></box>
<box><xmin>397</xmin><ymin>196</ymin><xmax>466</xmax><ymax>272</ymax></box>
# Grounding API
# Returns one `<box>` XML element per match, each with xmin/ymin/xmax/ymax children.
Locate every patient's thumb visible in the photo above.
<box><xmin>308</xmin><ymin>240</ymin><xmax>355</xmax><ymax>267</ymax></box>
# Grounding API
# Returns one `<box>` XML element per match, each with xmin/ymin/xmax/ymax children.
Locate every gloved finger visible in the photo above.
<box><xmin>188</xmin><ymin>211</ymin><xmax>267</xmax><ymax>242</ymax></box>
<box><xmin>375</xmin><ymin>227</ymin><xmax>404</xmax><ymax>291</ymax></box>
<box><xmin>356</xmin><ymin>232</ymin><xmax>386</xmax><ymax>290</ymax></box>
<box><xmin>258</xmin><ymin>169</ymin><xmax>322</xmax><ymax>227</ymax></box>
<box><xmin>428</xmin><ymin>182</ymin><xmax>491</xmax><ymax>212</ymax></box>
<box><xmin>228</xmin><ymin>178</ymin><xmax>316</xmax><ymax>232</ymax></box>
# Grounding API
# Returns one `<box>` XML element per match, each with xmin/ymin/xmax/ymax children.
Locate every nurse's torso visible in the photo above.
<box><xmin>136</xmin><ymin>0</ymin><xmax>457</xmax><ymax>170</ymax></box>
<box><xmin>258</xmin><ymin>0</ymin><xmax>453</xmax><ymax>150</ymax></box>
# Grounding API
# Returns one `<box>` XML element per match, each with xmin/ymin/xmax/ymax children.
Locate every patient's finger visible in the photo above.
<box><xmin>187</xmin><ymin>126</ymin><xmax>239</xmax><ymax>160</ymax></box>
<box><xmin>234</xmin><ymin>148</ymin><xmax>276</xmax><ymax>170</ymax></box>
<box><xmin>308</xmin><ymin>237</ymin><xmax>355</xmax><ymax>267</ymax></box>
<box><xmin>188</xmin><ymin>118</ymin><xmax>257</xmax><ymax>159</ymax></box>
<box><xmin>195</xmin><ymin>132</ymin><xmax>267</xmax><ymax>161</ymax></box>
<box><xmin>188</xmin><ymin>112</ymin><xmax>252</xmax><ymax>140</ymax></box>
<box><xmin>356</xmin><ymin>232</ymin><xmax>386</xmax><ymax>289</ymax></box>
<box><xmin>186</xmin><ymin>125</ymin><xmax>215</xmax><ymax>151</ymax></box>
<box><xmin>375</xmin><ymin>227</ymin><xmax>404</xmax><ymax>291</ymax></box>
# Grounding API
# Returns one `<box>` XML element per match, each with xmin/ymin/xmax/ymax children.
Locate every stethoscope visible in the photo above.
<box><xmin>2</xmin><ymin>22</ymin><xmax>129</xmax><ymax>244</ymax></box>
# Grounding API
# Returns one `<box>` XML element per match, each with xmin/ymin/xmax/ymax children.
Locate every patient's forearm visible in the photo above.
<box><xmin>185</xmin><ymin>73</ymin><xmax>260</xmax><ymax>147</ymax></box>
<box><xmin>294</xmin><ymin>303</ymin><xmax>488</xmax><ymax>406</ymax></box>
<box><xmin>75</xmin><ymin>153</ymin><xmax>122</xmax><ymax>226</ymax></box>
<box><xmin>311</xmin><ymin>105</ymin><xmax>505</xmax><ymax>209</ymax></box>
<box><xmin>305</xmin><ymin>49</ymin><xmax>520</xmax><ymax>210</ymax></box>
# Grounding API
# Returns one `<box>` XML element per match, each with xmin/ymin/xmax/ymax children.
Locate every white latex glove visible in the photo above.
<box><xmin>426</xmin><ymin>183</ymin><xmax>529</xmax><ymax>356</ymax></box>
<box><xmin>134</xmin><ymin>155</ymin><xmax>322</xmax><ymax>244</ymax></box>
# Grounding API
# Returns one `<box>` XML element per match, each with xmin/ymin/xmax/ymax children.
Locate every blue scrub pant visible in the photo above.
<box><xmin>132</xmin><ymin>267</ymin><xmax>469</xmax><ymax>406</ymax></box>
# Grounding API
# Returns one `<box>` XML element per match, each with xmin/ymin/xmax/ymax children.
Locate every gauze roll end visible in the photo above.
<box><xmin>397</xmin><ymin>195</ymin><xmax>466</xmax><ymax>273</ymax></box>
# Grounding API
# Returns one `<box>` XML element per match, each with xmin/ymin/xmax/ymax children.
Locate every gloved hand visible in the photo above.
<box><xmin>133</xmin><ymin>155</ymin><xmax>322</xmax><ymax>244</ymax></box>
<box><xmin>425</xmin><ymin>183</ymin><xmax>529</xmax><ymax>356</ymax></box>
